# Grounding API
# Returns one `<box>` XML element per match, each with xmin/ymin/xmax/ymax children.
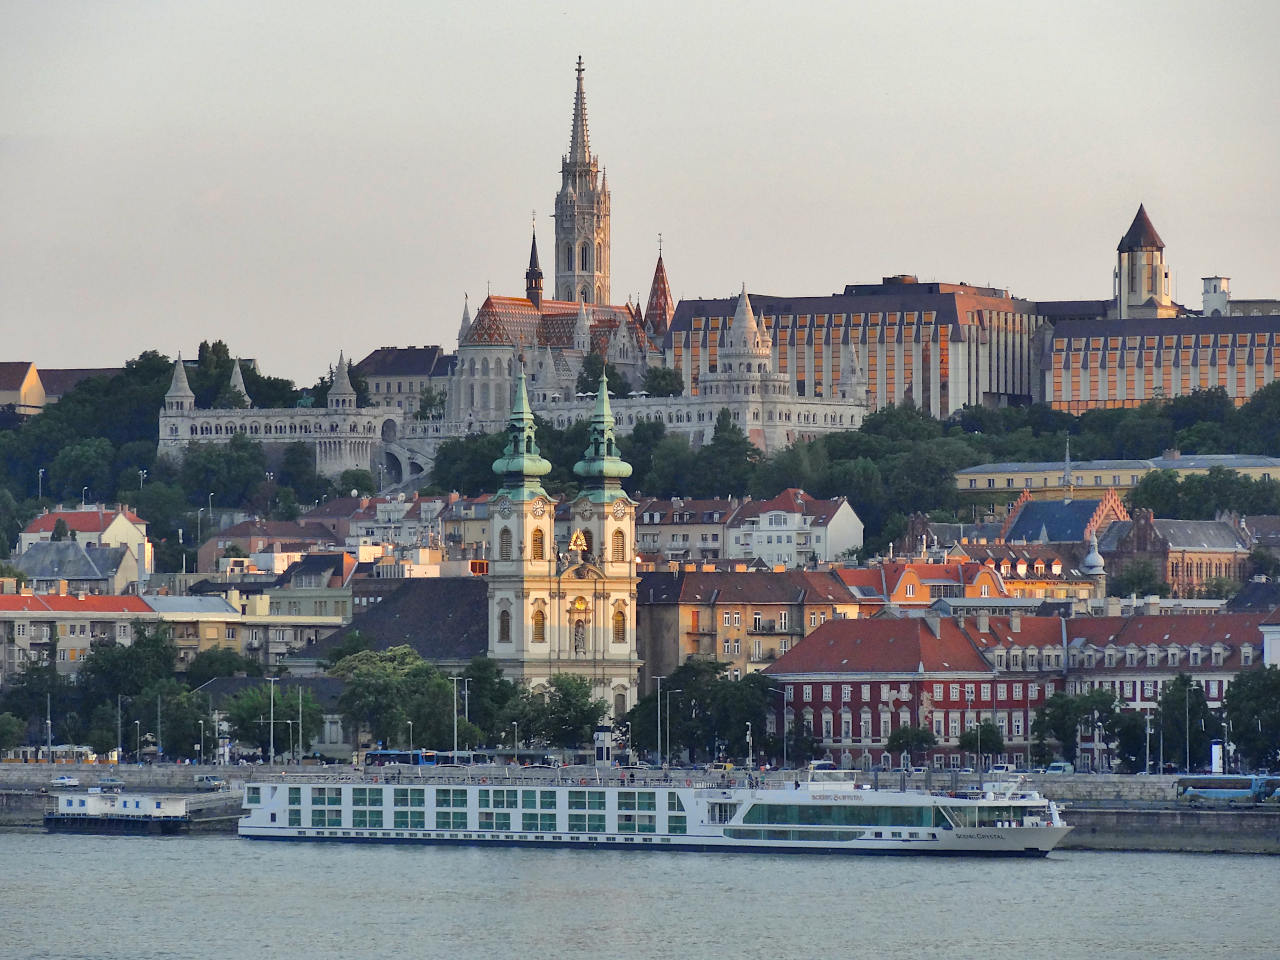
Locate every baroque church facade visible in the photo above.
<box><xmin>486</xmin><ymin>364</ymin><xmax>640</xmax><ymax>720</ymax></box>
<box><xmin>157</xmin><ymin>60</ymin><xmax>869</xmax><ymax>483</ymax></box>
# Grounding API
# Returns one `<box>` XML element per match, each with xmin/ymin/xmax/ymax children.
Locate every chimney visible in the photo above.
<box><xmin>976</xmin><ymin>612</ymin><xmax>989</xmax><ymax>633</ymax></box>
<box><xmin>1010</xmin><ymin>614</ymin><xmax>1021</xmax><ymax>633</ymax></box>
<box><xmin>924</xmin><ymin>612</ymin><xmax>941</xmax><ymax>637</ymax></box>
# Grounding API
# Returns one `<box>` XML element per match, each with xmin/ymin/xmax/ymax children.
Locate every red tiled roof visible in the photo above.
<box><xmin>1065</xmin><ymin>613</ymin><xmax>1264</xmax><ymax>651</ymax></box>
<box><xmin>765</xmin><ymin>617</ymin><xmax>993</xmax><ymax>675</ymax></box>
<box><xmin>728</xmin><ymin>489</ymin><xmax>846</xmax><ymax>528</ymax></box>
<box><xmin>675</xmin><ymin>570</ymin><xmax>857</xmax><ymax>605</ymax></box>
<box><xmin>25</xmin><ymin>509</ymin><xmax>145</xmax><ymax>535</ymax></box>
<box><xmin>0</xmin><ymin>595</ymin><xmax>151</xmax><ymax>614</ymax></box>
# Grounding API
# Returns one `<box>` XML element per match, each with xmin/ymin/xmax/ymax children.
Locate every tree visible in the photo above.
<box><xmin>1158</xmin><ymin>673</ymin><xmax>1223</xmax><ymax>772</ymax></box>
<box><xmin>330</xmin><ymin>646</ymin><xmax>424</xmax><ymax>748</ymax></box>
<box><xmin>133</xmin><ymin>678</ymin><xmax>212</xmax><ymax>762</ymax></box>
<box><xmin>339</xmin><ymin>469</ymin><xmax>377</xmax><ymax>497</ymax></box>
<box><xmin>223</xmin><ymin>683</ymin><xmax>323</xmax><ymax>760</ymax></box>
<box><xmin>322</xmin><ymin>630</ymin><xmax>373</xmax><ymax>669</ymax></box>
<box><xmin>185</xmin><ymin>648</ymin><xmax>262</xmax><ymax>689</ymax></box>
<box><xmin>576</xmin><ymin>353</ymin><xmax>629</xmax><ymax>399</ymax></box>
<box><xmin>1248</xmin><ymin>547</ymin><xmax>1280</xmax><ymax>579</ymax></box>
<box><xmin>1109</xmin><ymin>559</ymin><xmax>1171</xmax><ymax>598</ymax></box>
<box><xmin>0</xmin><ymin>560</ymin><xmax>28</xmax><ymax>585</ymax></box>
<box><xmin>179</xmin><ymin>433</ymin><xmax>267</xmax><ymax>508</ymax></box>
<box><xmin>1223</xmin><ymin>665</ymin><xmax>1280</xmax><ymax>771</ymax></box>
<box><xmin>958</xmin><ymin>720</ymin><xmax>1004</xmax><ymax>763</ymax></box>
<box><xmin>415</xmin><ymin>385</ymin><xmax>448</xmax><ymax>420</ymax></box>
<box><xmin>0</xmin><ymin>712</ymin><xmax>23</xmax><ymax>751</ymax></box>
<box><xmin>693</xmin><ymin>408</ymin><xmax>757</xmax><ymax>498</ymax></box>
<box><xmin>520</xmin><ymin>674</ymin><xmax>608</xmax><ymax>749</ymax></box>
<box><xmin>51</xmin><ymin>517</ymin><xmax>71</xmax><ymax>542</ymax></box>
<box><xmin>461</xmin><ymin>656</ymin><xmax>517</xmax><ymax>746</ymax></box>
<box><xmin>641</xmin><ymin>366</ymin><xmax>684</xmax><ymax>398</ymax></box>
<box><xmin>1034</xmin><ymin>693</ymin><xmax>1085</xmax><ymax>765</ymax></box>
<box><xmin>1110</xmin><ymin>711</ymin><xmax>1151</xmax><ymax>774</ymax></box>
<box><xmin>885</xmin><ymin>725</ymin><xmax>937</xmax><ymax>764</ymax></box>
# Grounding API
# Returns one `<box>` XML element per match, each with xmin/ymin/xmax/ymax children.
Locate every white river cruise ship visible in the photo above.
<box><xmin>238</xmin><ymin>765</ymin><xmax>1071</xmax><ymax>857</ymax></box>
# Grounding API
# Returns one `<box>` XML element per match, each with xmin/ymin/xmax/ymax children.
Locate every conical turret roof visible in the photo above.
<box><xmin>228</xmin><ymin>357</ymin><xmax>250</xmax><ymax>406</ymax></box>
<box><xmin>331</xmin><ymin>352</ymin><xmax>355</xmax><ymax>397</ymax></box>
<box><xmin>458</xmin><ymin>296</ymin><xmax>472</xmax><ymax>345</ymax></box>
<box><xmin>1118</xmin><ymin>204</ymin><xmax>1164</xmax><ymax>252</ymax></box>
<box><xmin>166</xmin><ymin>353</ymin><xmax>194</xmax><ymax>399</ymax></box>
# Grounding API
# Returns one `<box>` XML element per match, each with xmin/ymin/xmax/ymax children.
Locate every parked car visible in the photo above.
<box><xmin>96</xmin><ymin>777</ymin><xmax>126</xmax><ymax>790</ymax></box>
<box><xmin>49</xmin><ymin>775</ymin><xmax>80</xmax><ymax>787</ymax></box>
<box><xmin>909</xmin><ymin>766</ymin><xmax>930</xmax><ymax>776</ymax></box>
<box><xmin>1045</xmin><ymin>761</ymin><xmax>1075</xmax><ymax>775</ymax></box>
<box><xmin>988</xmin><ymin>763</ymin><xmax>1016</xmax><ymax>776</ymax></box>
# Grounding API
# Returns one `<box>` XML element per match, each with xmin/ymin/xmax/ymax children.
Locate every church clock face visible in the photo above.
<box><xmin>497</xmin><ymin>498</ymin><xmax>513</xmax><ymax>519</ymax></box>
<box><xmin>612</xmin><ymin>499</ymin><xmax>627</xmax><ymax>520</ymax></box>
<box><xmin>531</xmin><ymin>499</ymin><xmax>546</xmax><ymax>518</ymax></box>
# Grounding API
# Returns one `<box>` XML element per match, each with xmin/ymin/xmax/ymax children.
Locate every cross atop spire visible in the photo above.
<box><xmin>568</xmin><ymin>55</ymin><xmax>590</xmax><ymax>164</ymax></box>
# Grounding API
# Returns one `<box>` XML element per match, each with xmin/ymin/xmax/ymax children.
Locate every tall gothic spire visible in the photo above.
<box><xmin>525</xmin><ymin>227</ymin><xmax>544</xmax><ymax>309</ymax></box>
<box><xmin>573</xmin><ymin>367</ymin><xmax>632</xmax><ymax>496</ymax></box>
<box><xmin>491</xmin><ymin>363</ymin><xmax>551</xmax><ymax>500</ymax></box>
<box><xmin>569</xmin><ymin>55</ymin><xmax>590</xmax><ymax>164</ymax></box>
<box><xmin>644</xmin><ymin>245</ymin><xmax>675</xmax><ymax>338</ymax></box>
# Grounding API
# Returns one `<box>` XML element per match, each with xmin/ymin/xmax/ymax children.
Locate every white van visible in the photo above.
<box><xmin>1045</xmin><ymin>762</ymin><xmax>1075</xmax><ymax>775</ymax></box>
<box><xmin>988</xmin><ymin>763</ymin><xmax>1016</xmax><ymax>775</ymax></box>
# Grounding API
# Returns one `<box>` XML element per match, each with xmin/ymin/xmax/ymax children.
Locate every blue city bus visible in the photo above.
<box><xmin>435</xmin><ymin>751</ymin><xmax>493</xmax><ymax>766</ymax></box>
<box><xmin>1175</xmin><ymin>775</ymin><xmax>1280</xmax><ymax>804</ymax></box>
<box><xmin>362</xmin><ymin>749</ymin><xmax>438</xmax><ymax>767</ymax></box>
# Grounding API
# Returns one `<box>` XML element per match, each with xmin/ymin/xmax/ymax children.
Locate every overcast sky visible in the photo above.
<box><xmin>3</xmin><ymin>1</ymin><xmax>1277</xmax><ymax>384</ymax></box>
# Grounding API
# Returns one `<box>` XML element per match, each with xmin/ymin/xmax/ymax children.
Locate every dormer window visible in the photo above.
<box><xmin>1242</xmin><ymin>646</ymin><xmax>1254</xmax><ymax>666</ymax></box>
<box><xmin>1125</xmin><ymin>649</ymin><xmax>1138</xmax><ymax>667</ymax></box>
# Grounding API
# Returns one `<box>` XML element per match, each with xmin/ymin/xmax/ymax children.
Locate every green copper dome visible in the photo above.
<box><xmin>492</xmin><ymin>365</ymin><xmax>551</xmax><ymax>499</ymax></box>
<box><xmin>573</xmin><ymin>367</ymin><xmax>632</xmax><ymax>495</ymax></box>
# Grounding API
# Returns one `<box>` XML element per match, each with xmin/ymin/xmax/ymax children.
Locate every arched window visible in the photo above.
<box><xmin>564</xmin><ymin>244</ymin><xmax>572</xmax><ymax>271</ymax></box>
<box><xmin>580</xmin><ymin>242</ymin><xmax>590</xmax><ymax>272</ymax></box>
<box><xmin>498</xmin><ymin>610</ymin><xmax>511</xmax><ymax>644</ymax></box>
<box><xmin>469</xmin><ymin>359</ymin><xmax>476</xmax><ymax>376</ymax></box>
<box><xmin>612</xmin><ymin>610</ymin><xmax>625</xmax><ymax>644</ymax></box>
<box><xmin>596</xmin><ymin>242</ymin><xmax>602</xmax><ymax>269</ymax></box>
<box><xmin>481</xmin><ymin>357</ymin><xmax>489</xmax><ymax>377</ymax></box>
<box><xmin>499</xmin><ymin>528</ymin><xmax>512</xmax><ymax>561</ymax></box>
<box><xmin>611</xmin><ymin>529</ymin><xmax>626</xmax><ymax>562</ymax></box>
<box><xmin>531</xmin><ymin>528</ymin><xmax>545</xmax><ymax>561</ymax></box>
<box><xmin>532</xmin><ymin>610</ymin><xmax>545</xmax><ymax>644</ymax></box>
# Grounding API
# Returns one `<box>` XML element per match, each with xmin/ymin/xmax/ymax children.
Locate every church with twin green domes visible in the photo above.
<box><xmin>486</xmin><ymin>364</ymin><xmax>640</xmax><ymax>721</ymax></box>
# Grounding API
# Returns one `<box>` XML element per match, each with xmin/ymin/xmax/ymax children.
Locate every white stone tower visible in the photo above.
<box><xmin>554</xmin><ymin>57</ymin><xmax>611</xmax><ymax>304</ymax></box>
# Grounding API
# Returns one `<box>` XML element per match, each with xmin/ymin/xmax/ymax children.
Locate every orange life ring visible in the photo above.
<box><xmin>579</xmin><ymin>778</ymin><xmax>587</xmax><ymax>785</ymax></box>
<box><xmin>685</xmin><ymin>779</ymin><xmax>692</xmax><ymax>787</ymax></box>
<box><xmin>371</xmin><ymin>775</ymin><xmax>379</xmax><ymax>783</ymax></box>
<box><xmin>479</xmin><ymin>777</ymin><xmax>488</xmax><ymax>784</ymax></box>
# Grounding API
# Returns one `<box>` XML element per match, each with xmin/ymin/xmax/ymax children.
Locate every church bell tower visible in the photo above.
<box><xmin>554</xmin><ymin>57</ymin><xmax>611</xmax><ymax>304</ymax></box>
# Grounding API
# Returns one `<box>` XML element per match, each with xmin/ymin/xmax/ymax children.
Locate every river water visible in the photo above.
<box><xmin>2</xmin><ymin>832</ymin><xmax>1276</xmax><ymax>960</ymax></box>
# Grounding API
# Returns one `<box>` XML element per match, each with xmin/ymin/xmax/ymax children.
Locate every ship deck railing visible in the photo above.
<box><xmin>257</xmin><ymin>766</ymin><xmax>1046</xmax><ymax>800</ymax></box>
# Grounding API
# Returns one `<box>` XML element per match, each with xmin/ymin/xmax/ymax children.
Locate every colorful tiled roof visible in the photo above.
<box><xmin>25</xmin><ymin>508</ymin><xmax>145</xmax><ymax>535</ymax></box>
<box><xmin>728</xmin><ymin>489</ymin><xmax>846</xmax><ymax>528</ymax></box>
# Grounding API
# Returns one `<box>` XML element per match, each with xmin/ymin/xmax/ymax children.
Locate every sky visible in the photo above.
<box><xmin>2</xmin><ymin>1</ymin><xmax>1278</xmax><ymax>384</ymax></box>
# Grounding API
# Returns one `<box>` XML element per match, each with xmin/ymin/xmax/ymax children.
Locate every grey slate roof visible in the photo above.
<box><xmin>1100</xmin><ymin>519</ymin><xmax>1251</xmax><ymax>552</ymax></box>
<box><xmin>312</xmin><ymin>577</ymin><xmax>489</xmax><ymax>662</ymax></box>
<box><xmin>143</xmin><ymin>595</ymin><xmax>238</xmax><ymax>615</ymax></box>
<box><xmin>14</xmin><ymin>541</ymin><xmax>129</xmax><ymax>580</ymax></box>
<box><xmin>1005</xmin><ymin>500</ymin><xmax>1101</xmax><ymax>543</ymax></box>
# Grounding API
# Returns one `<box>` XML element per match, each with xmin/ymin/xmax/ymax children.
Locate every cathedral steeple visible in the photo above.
<box><xmin>525</xmin><ymin>226</ymin><xmax>544</xmax><ymax>309</ymax></box>
<box><xmin>458</xmin><ymin>295</ymin><xmax>472</xmax><ymax>346</ymax></box>
<box><xmin>491</xmin><ymin>364</ymin><xmax>551</xmax><ymax>501</ymax></box>
<box><xmin>555</xmin><ymin>58</ymin><xmax>610</xmax><ymax>305</ymax></box>
<box><xmin>573</xmin><ymin>367</ymin><xmax>632</xmax><ymax>499</ymax></box>
<box><xmin>227</xmin><ymin>357</ymin><xmax>251</xmax><ymax>407</ymax></box>
<box><xmin>568</xmin><ymin>55</ymin><xmax>590</xmax><ymax>165</ymax></box>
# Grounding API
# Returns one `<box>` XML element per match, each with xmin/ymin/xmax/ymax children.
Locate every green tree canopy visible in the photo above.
<box><xmin>185</xmin><ymin>648</ymin><xmax>263</xmax><ymax>689</ymax></box>
<box><xmin>576</xmin><ymin>353</ymin><xmax>628</xmax><ymax>398</ymax></box>
<box><xmin>1158</xmin><ymin>674</ymin><xmax>1224</xmax><ymax>771</ymax></box>
<box><xmin>958</xmin><ymin>720</ymin><xmax>1004</xmax><ymax>759</ymax></box>
<box><xmin>223</xmin><ymin>683</ymin><xmax>323</xmax><ymax>760</ymax></box>
<box><xmin>1224</xmin><ymin>665</ymin><xmax>1280</xmax><ymax>771</ymax></box>
<box><xmin>640</xmin><ymin>366</ymin><xmax>684</xmax><ymax>398</ymax></box>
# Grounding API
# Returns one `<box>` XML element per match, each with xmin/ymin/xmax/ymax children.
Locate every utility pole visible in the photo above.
<box><xmin>116</xmin><ymin>694</ymin><xmax>123</xmax><ymax>761</ymax></box>
<box><xmin>157</xmin><ymin>695</ymin><xmax>162</xmax><ymax>760</ymax></box>
<box><xmin>298</xmin><ymin>686</ymin><xmax>304</xmax><ymax>764</ymax></box>
<box><xmin>45</xmin><ymin>694</ymin><xmax>52</xmax><ymax>763</ymax></box>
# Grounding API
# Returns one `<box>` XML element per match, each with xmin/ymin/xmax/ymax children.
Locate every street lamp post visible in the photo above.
<box><xmin>81</xmin><ymin>486</ymin><xmax>88</xmax><ymax>506</ymax></box>
<box><xmin>1185</xmin><ymin>680</ymin><xmax>1191</xmax><ymax>773</ymax></box>
<box><xmin>134</xmin><ymin>720</ymin><xmax>140</xmax><ymax>763</ymax></box>
<box><xmin>198</xmin><ymin>720</ymin><xmax>205</xmax><ymax>765</ymax></box>
<box><xmin>654</xmin><ymin>676</ymin><xmax>665</xmax><ymax>766</ymax></box>
<box><xmin>746</xmin><ymin>721</ymin><xmax>753</xmax><ymax>770</ymax></box>
<box><xmin>38</xmin><ymin>467</ymin><xmax>45</xmax><ymax>501</ymax></box>
<box><xmin>407</xmin><ymin>720</ymin><xmax>414</xmax><ymax>755</ymax></box>
<box><xmin>511</xmin><ymin>721</ymin><xmax>519</xmax><ymax>765</ymax></box>
<box><xmin>450</xmin><ymin>676</ymin><xmax>462</xmax><ymax>754</ymax></box>
<box><xmin>266</xmin><ymin>677</ymin><xmax>278</xmax><ymax>765</ymax></box>
<box><xmin>664</xmin><ymin>689</ymin><xmax>682</xmax><ymax>767</ymax></box>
